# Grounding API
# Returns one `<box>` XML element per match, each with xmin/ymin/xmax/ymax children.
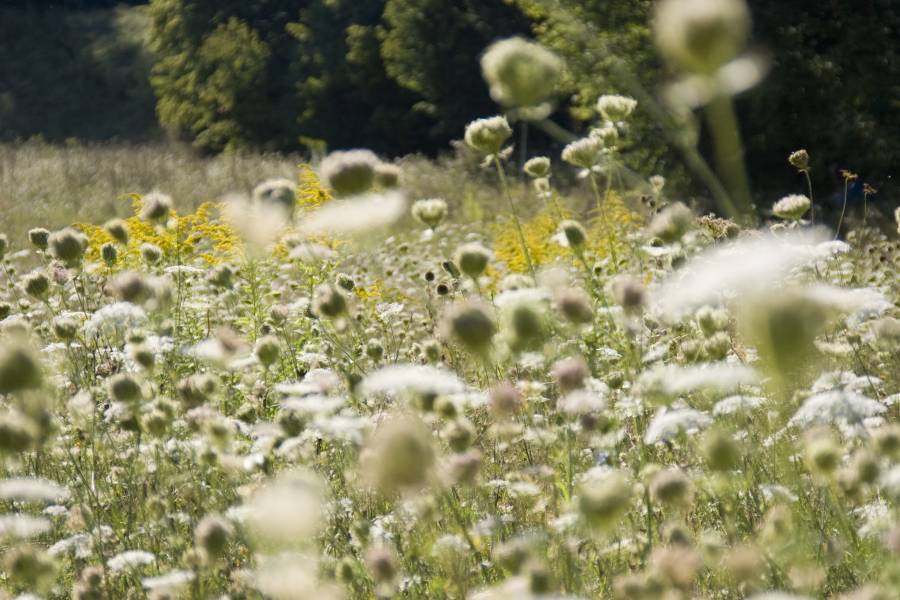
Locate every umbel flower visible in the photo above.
<box><xmin>411</xmin><ymin>198</ymin><xmax>448</xmax><ymax>230</ymax></box>
<box><xmin>464</xmin><ymin>116</ymin><xmax>513</xmax><ymax>156</ymax></box>
<box><xmin>596</xmin><ymin>94</ymin><xmax>637</xmax><ymax>123</ymax></box>
<box><xmin>772</xmin><ymin>194</ymin><xmax>811</xmax><ymax>221</ymax></box>
<box><xmin>654</xmin><ymin>0</ymin><xmax>751</xmax><ymax>75</ymax></box>
<box><xmin>480</xmin><ymin>37</ymin><xmax>562</xmax><ymax>113</ymax></box>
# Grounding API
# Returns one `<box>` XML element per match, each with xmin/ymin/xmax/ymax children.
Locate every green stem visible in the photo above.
<box><xmin>704</xmin><ymin>95</ymin><xmax>755</xmax><ymax>224</ymax></box>
<box><xmin>588</xmin><ymin>172</ymin><xmax>619</xmax><ymax>269</ymax></box>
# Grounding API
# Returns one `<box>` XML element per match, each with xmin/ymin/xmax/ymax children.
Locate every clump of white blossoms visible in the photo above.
<box><xmin>481</xmin><ymin>37</ymin><xmax>562</xmax><ymax>114</ymax></box>
<box><xmin>772</xmin><ymin>194</ymin><xmax>811</xmax><ymax>221</ymax></box>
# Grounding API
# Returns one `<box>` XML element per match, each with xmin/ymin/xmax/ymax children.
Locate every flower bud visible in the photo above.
<box><xmin>788</xmin><ymin>149</ymin><xmax>809</xmax><ymax>171</ymax></box>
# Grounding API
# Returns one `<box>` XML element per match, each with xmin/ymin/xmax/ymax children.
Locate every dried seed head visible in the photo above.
<box><xmin>28</xmin><ymin>228</ymin><xmax>50</xmax><ymax>250</ymax></box>
<box><xmin>319</xmin><ymin>149</ymin><xmax>379</xmax><ymax>197</ymax></box>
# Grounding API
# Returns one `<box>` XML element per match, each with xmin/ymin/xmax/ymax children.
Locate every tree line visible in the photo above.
<box><xmin>1</xmin><ymin>0</ymin><xmax>898</xmax><ymax>199</ymax></box>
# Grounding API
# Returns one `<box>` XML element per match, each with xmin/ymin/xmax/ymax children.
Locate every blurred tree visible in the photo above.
<box><xmin>0</xmin><ymin>5</ymin><xmax>158</xmax><ymax>143</ymax></box>
<box><xmin>286</xmin><ymin>0</ymin><xmax>428</xmax><ymax>155</ymax></box>
<box><xmin>378</xmin><ymin>0</ymin><xmax>532</xmax><ymax>141</ymax></box>
<box><xmin>147</xmin><ymin>0</ymin><xmax>301</xmax><ymax>152</ymax></box>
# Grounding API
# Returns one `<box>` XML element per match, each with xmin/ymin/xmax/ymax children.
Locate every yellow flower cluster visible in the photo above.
<box><xmin>492</xmin><ymin>193</ymin><xmax>639</xmax><ymax>273</ymax></box>
<box><xmin>76</xmin><ymin>195</ymin><xmax>241</xmax><ymax>267</ymax></box>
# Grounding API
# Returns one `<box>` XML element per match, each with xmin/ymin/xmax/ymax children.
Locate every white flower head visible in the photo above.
<box><xmin>360</xmin><ymin>364</ymin><xmax>466</xmax><ymax>397</ymax></box>
<box><xmin>299</xmin><ymin>191</ymin><xmax>406</xmax><ymax>237</ymax></box>
<box><xmin>644</xmin><ymin>407</ymin><xmax>712</xmax><ymax>444</ymax></box>
<box><xmin>0</xmin><ymin>478</ymin><xmax>69</xmax><ymax>503</ymax></box>
<box><xmin>789</xmin><ymin>389</ymin><xmax>886</xmax><ymax>430</ymax></box>
<box><xmin>107</xmin><ymin>550</ymin><xmax>155</xmax><ymax>572</ymax></box>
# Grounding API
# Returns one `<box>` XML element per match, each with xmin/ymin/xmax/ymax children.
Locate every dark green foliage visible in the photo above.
<box><xmin>743</xmin><ymin>0</ymin><xmax>900</xmax><ymax>197</ymax></box>
<box><xmin>0</xmin><ymin>5</ymin><xmax>158</xmax><ymax>142</ymax></box>
<box><xmin>286</xmin><ymin>0</ymin><xmax>429</xmax><ymax>155</ymax></box>
<box><xmin>379</xmin><ymin>0</ymin><xmax>532</xmax><ymax>141</ymax></box>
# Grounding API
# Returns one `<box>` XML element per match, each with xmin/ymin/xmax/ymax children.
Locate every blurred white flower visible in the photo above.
<box><xmin>299</xmin><ymin>191</ymin><xmax>406</xmax><ymax>237</ymax></box>
<box><xmin>107</xmin><ymin>550</ymin><xmax>155</xmax><ymax>572</ymax></box>
<box><xmin>652</xmin><ymin>228</ymin><xmax>829</xmax><ymax>316</ymax></box>
<box><xmin>361</xmin><ymin>364</ymin><xmax>466</xmax><ymax>397</ymax></box>
<box><xmin>644</xmin><ymin>407</ymin><xmax>712</xmax><ymax>444</ymax></box>
<box><xmin>0</xmin><ymin>514</ymin><xmax>51</xmax><ymax>539</ymax></box>
<box><xmin>0</xmin><ymin>478</ymin><xmax>69</xmax><ymax>503</ymax></box>
<box><xmin>789</xmin><ymin>389</ymin><xmax>886</xmax><ymax>430</ymax></box>
<box><xmin>84</xmin><ymin>302</ymin><xmax>147</xmax><ymax>339</ymax></box>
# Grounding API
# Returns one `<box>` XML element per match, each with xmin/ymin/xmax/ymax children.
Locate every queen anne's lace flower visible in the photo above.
<box><xmin>644</xmin><ymin>407</ymin><xmax>712</xmax><ymax>444</ymax></box>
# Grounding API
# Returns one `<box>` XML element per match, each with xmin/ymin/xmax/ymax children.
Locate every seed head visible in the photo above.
<box><xmin>441</xmin><ymin>301</ymin><xmax>496</xmax><ymax>353</ymax></box>
<box><xmin>255</xmin><ymin>335</ymin><xmax>281</xmax><ymax>368</ymax></box>
<box><xmin>375</xmin><ymin>163</ymin><xmax>402</xmax><ymax>188</ymax></box>
<box><xmin>49</xmin><ymin>228</ymin><xmax>87</xmax><ymax>265</ymax></box>
<box><xmin>577</xmin><ymin>470</ymin><xmax>633</xmax><ymax>529</ymax></box>
<box><xmin>789</xmin><ymin>149</ymin><xmax>810</xmax><ymax>171</ymax></box>
<box><xmin>23</xmin><ymin>270</ymin><xmax>49</xmax><ymax>299</ymax></box>
<box><xmin>101</xmin><ymin>242</ymin><xmax>118</xmax><ymax>266</ymax></box>
<box><xmin>104</xmin><ymin>218</ymin><xmax>129</xmax><ymax>244</ymax></box>
<box><xmin>648</xmin><ymin>202</ymin><xmax>694</xmax><ymax>243</ymax></box>
<box><xmin>140</xmin><ymin>191</ymin><xmax>173</xmax><ymax>222</ymax></box>
<box><xmin>0</xmin><ymin>345</ymin><xmax>42</xmax><ymax>394</ymax></box>
<box><xmin>252</xmin><ymin>178</ymin><xmax>297</xmax><ymax>217</ymax></box>
<box><xmin>362</xmin><ymin>413</ymin><xmax>436</xmax><ymax>493</ymax></box>
<box><xmin>194</xmin><ymin>514</ymin><xmax>233</xmax><ymax>563</ymax></box>
<box><xmin>559</xmin><ymin>220</ymin><xmax>587</xmax><ymax>249</ymax></box>
<box><xmin>28</xmin><ymin>228</ymin><xmax>49</xmax><ymax>250</ymax></box>
<box><xmin>312</xmin><ymin>283</ymin><xmax>348</xmax><ymax>319</ymax></box>
<box><xmin>108</xmin><ymin>373</ymin><xmax>142</xmax><ymax>403</ymax></box>
<box><xmin>649</xmin><ymin>468</ymin><xmax>694</xmax><ymax>506</ymax></box>
<box><xmin>140</xmin><ymin>243</ymin><xmax>162</xmax><ymax>265</ymax></box>
<box><xmin>554</xmin><ymin>287</ymin><xmax>594</xmax><ymax>325</ymax></box>
<box><xmin>319</xmin><ymin>149</ymin><xmax>379</xmax><ymax>197</ymax></box>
